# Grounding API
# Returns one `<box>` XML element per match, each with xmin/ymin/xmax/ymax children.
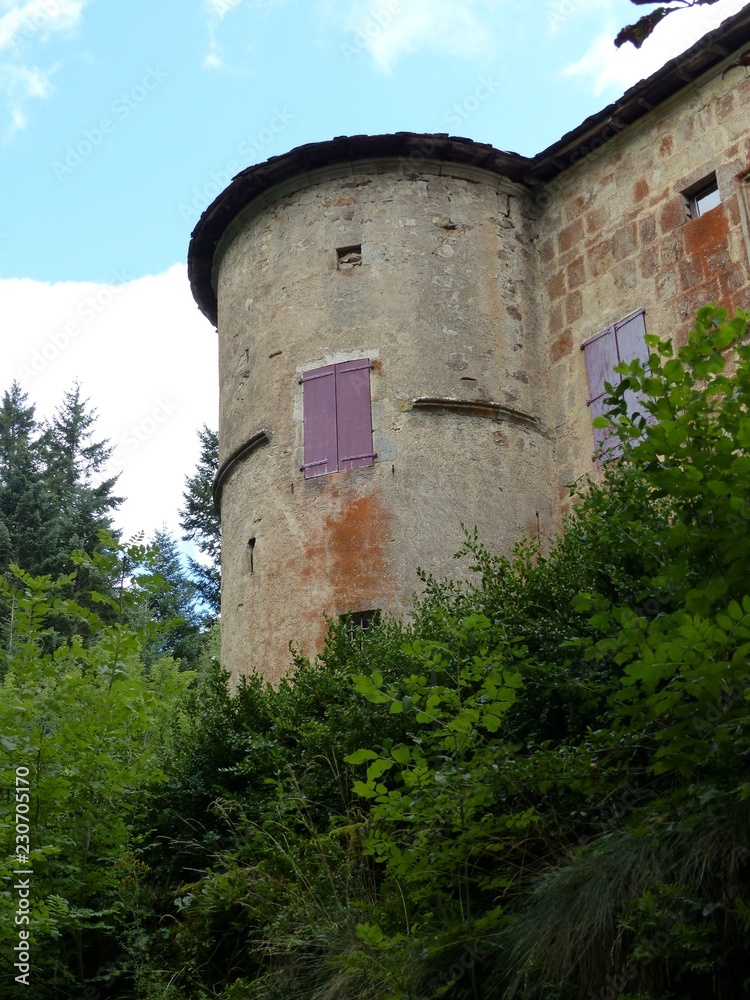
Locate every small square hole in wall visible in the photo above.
<box><xmin>337</xmin><ymin>245</ymin><xmax>362</xmax><ymax>270</ymax></box>
<box><xmin>684</xmin><ymin>174</ymin><xmax>721</xmax><ymax>219</ymax></box>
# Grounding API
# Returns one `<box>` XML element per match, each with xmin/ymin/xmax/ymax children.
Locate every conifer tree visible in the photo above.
<box><xmin>179</xmin><ymin>425</ymin><xmax>221</xmax><ymax>621</ymax></box>
<box><xmin>0</xmin><ymin>382</ymin><xmax>58</xmax><ymax>575</ymax></box>
<box><xmin>41</xmin><ymin>383</ymin><xmax>122</xmax><ymax>575</ymax></box>
<box><xmin>141</xmin><ymin>527</ymin><xmax>203</xmax><ymax>664</ymax></box>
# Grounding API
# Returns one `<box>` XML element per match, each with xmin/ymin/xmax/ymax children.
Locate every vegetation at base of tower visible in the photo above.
<box><xmin>615</xmin><ymin>0</ymin><xmax>723</xmax><ymax>50</ymax></box>
<box><xmin>0</xmin><ymin>538</ymin><xmax>196</xmax><ymax>997</ymax></box>
<box><xmin>2</xmin><ymin>305</ymin><xmax>750</xmax><ymax>998</ymax></box>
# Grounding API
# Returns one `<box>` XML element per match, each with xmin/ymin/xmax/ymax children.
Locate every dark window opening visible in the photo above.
<box><xmin>337</xmin><ymin>245</ymin><xmax>362</xmax><ymax>269</ymax></box>
<box><xmin>684</xmin><ymin>175</ymin><xmax>721</xmax><ymax>219</ymax></box>
<box><xmin>248</xmin><ymin>537</ymin><xmax>256</xmax><ymax>574</ymax></box>
<box><xmin>340</xmin><ymin>609</ymin><xmax>381</xmax><ymax>646</ymax></box>
<box><xmin>300</xmin><ymin>359</ymin><xmax>376</xmax><ymax>478</ymax></box>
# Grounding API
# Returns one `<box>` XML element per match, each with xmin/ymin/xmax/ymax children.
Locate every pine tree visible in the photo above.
<box><xmin>140</xmin><ymin>527</ymin><xmax>203</xmax><ymax>664</ymax></box>
<box><xmin>0</xmin><ymin>382</ymin><xmax>124</xmax><ymax>649</ymax></box>
<box><xmin>0</xmin><ymin>382</ymin><xmax>58</xmax><ymax>575</ymax></box>
<box><xmin>41</xmin><ymin>383</ymin><xmax>122</xmax><ymax>576</ymax></box>
<box><xmin>179</xmin><ymin>425</ymin><xmax>221</xmax><ymax>622</ymax></box>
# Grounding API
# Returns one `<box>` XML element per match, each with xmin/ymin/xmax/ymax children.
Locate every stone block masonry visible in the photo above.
<box><xmin>188</xmin><ymin>6</ymin><xmax>750</xmax><ymax>682</ymax></box>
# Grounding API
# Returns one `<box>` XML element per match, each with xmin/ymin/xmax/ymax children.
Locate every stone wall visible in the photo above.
<box><xmin>194</xmin><ymin>27</ymin><xmax>750</xmax><ymax>684</ymax></box>
<box><xmin>214</xmin><ymin>160</ymin><xmax>556</xmax><ymax>683</ymax></box>
<box><xmin>538</xmin><ymin>61</ymin><xmax>750</xmax><ymax>504</ymax></box>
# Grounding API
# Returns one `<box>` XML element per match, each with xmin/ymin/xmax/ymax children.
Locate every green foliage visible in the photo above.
<box><xmin>0</xmin><ymin>381</ymin><xmax>124</xmax><ymax>653</ymax></box>
<box><xmin>0</xmin><ymin>543</ymin><xmax>192</xmax><ymax>998</ymax></box>
<box><xmin>180</xmin><ymin>425</ymin><xmax>221</xmax><ymax>622</ymax></box>
<box><xmin>40</xmin><ymin>382</ymin><xmax>122</xmax><ymax>575</ymax></box>
<box><xmin>138</xmin><ymin>527</ymin><xmax>204</xmax><ymax>665</ymax></box>
<box><xmin>0</xmin><ymin>383</ymin><xmax>61</xmax><ymax>579</ymax></box>
<box><xmin>130</xmin><ymin>307</ymin><xmax>750</xmax><ymax>1000</ymax></box>
<box><xmin>4</xmin><ymin>308</ymin><xmax>750</xmax><ymax>998</ymax></box>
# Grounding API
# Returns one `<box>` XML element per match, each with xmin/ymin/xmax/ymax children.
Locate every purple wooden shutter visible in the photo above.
<box><xmin>614</xmin><ymin>310</ymin><xmax>652</xmax><ymax>424</ymax></box>
<box><xmin>301</xmin><ymin>365</ymin><xmax>337</xmax><ymax>478</ymax></box>
<box><xmin>335</xmin><ymin>359</ymin><xmax>374</xmax><ymax>471</ymax></box>
<box><xmin>582</xmin><ymin>326</ymin><xmax>619</xmax><ymax>460</ymax></box>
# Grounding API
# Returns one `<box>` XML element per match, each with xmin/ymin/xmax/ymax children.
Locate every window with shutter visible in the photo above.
<box><xmin>301</xmin><ymin>359</ymin><xmax>375</xmax><ymax>478</ymax></box>
<box><xmin>582</xmin><ymin>309</ymin><xmax>649</xmax><ymax>462</ymax></box>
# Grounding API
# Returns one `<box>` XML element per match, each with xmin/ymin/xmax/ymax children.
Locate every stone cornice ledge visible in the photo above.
<box><xmin>410</xmin><ymin>397</ymin><xmax>546</xmax><ymax>434</ymax></box>
<box><xmin>213</xmin><ymin>429</ymin><xmax>271</xmax><ymax>512</ymax></box>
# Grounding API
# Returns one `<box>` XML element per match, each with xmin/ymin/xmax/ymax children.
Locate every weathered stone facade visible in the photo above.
<box><xmin>189</xmin><ymin>8</ymin><xmax>750</xmax><ymax>684</ymax></box>
<box><xmin>538</xmin><ymin>49</ymin><xmax>750</xmax><ymax>499</ymax></box>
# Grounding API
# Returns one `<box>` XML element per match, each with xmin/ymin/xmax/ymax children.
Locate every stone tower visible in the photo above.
<box><xmin>188</xmin><ymin>135</ymin><xmax>557</xmax><ymax>682</ymax></box>
<box><xmin>188</xmin><ymin>8</ymin><xmax>750</xmax><ymax>684</ymax></box>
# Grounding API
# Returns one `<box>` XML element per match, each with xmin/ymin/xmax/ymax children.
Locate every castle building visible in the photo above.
<box><xmin>188</xmin><ymin>6</ymin><xmax>750</xmax><ymax>684</ymax></box>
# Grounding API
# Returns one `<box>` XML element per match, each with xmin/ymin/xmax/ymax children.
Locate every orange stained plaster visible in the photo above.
<box><xmin>302</xmin><ymin>487</ymin><xmax>396</xmax><ymax>646</ymax></box>
<box><xmin>682</xmin><ymin>204</ymin><xmax>734</xmax><ymax>305</ymax></box>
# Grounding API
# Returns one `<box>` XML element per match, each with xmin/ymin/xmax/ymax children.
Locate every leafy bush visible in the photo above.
<box><xmin>4</xmin><ymin>307</ymin><xmax>749</xmax><ymax>999</ymax></box>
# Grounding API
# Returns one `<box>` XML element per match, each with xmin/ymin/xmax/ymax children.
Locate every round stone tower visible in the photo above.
<box><xmin>189</xmin><ymin>133</ymin><xmax>556</xmax><ymax>684</ymax></box>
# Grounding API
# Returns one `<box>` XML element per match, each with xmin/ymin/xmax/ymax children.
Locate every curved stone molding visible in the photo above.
<box><xmin>212</xmin><ymin>429</ymin><xmax>271</xmax><ymax>512</ymax></box>
<box><xmin>410</xmin><ymin>397</ymin><xmax>544</xmax><ymax>434</ymax></box>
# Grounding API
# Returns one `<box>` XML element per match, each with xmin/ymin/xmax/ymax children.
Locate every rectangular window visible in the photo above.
<box><xmin>582</xmin><ymin>309</ymin><xmax>649</xmax><ymax>462</ymax></box>
<box><xmin>684</xmin><ymin>174</ymin><xmax>721</xmax><ymax>219</ymax></box>
<box><xmin>340</xmin><ymin>609</ymin><xmax>381</xmax><ymax>646</ymax></box>
<box><xmin>300</xmin><ymin>359</ymin><xmax>375</xmax><ymax>478</ymax></box>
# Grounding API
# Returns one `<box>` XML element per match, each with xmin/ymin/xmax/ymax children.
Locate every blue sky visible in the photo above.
<box><xmin>1</xmin><ymin>0</ymin><xmax>747</xmax><ymax>541</ymax></box>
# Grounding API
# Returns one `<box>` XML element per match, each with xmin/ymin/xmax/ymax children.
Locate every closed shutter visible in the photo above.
<box><xmin>615</xmin><ymin>311</ymin><xmax>651</xmax><ymax>424</ymax></box>
<box><xmin>335</xmin><ymin>360</ymin><xmax>375</xmax><ymax>471</ymax></box>
<box><xmin>582</xmin><ymin>309</ymin><xmax>649</xmax><ymax>463</ymax></box>
<box><xmin>301</xmin><ymin>359</ymin><xmax>375</xmax><ymax>477</ymax></box>
<box><xmin>583</xmin><ymin>325</ymin><xmax>619</xmax><ymax>458</ymax></box>
<box><xmin>301</xmin><ymin>365</ymin><xmax>337</xmax><ymax>478</ymax></box>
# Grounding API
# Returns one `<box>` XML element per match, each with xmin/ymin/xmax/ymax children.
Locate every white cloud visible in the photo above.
<box><xmin>204</xmin><ymin>0</ymin><xmax>287</xmax><ymax>16</ymax></box>
<box><xmin>205</xmin><ymin>0</ymin><xmax>242</xmax><ymax>21</ymax></box>
<box><xmin>0</xmin><ymin>0</ymin><xmax>87</xmax><ymax>137</ymax></box>
<box><xmin>1</xmin><ymin>265</ymin><xmax>218</xmax><ymax>542</ymax></box>
<box><xmin>201</xmin><ymin>0</ymin><xmax>292</xmax><ymax>70</ymax></box>
<box><xmin>335</xmin><ymin>0</ymin><xmax>494</xmax><ymax>73</ymax></box>
<box><xmin>545</xmin><ymin>0</ymin><xmax>600</xmax><ymax>38</ymax></box>
<box><xmin>202</xmin><ymin>24</ymin><xmax>226</xmax><ymax>71</ymax></box>
<box><xmin>564</xmin><ymin>0</ymin><xmax>750</xmax><ymax>96</ymax></box>
<box><xmin>0</xmin><ymin>59</ymin><xmax>54</xmax><ymax>139</ymax></box>
<box><xmin>0</xmin><ymin>0</ymin><xmax>84</xmax><ymax>51</ymax></box>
